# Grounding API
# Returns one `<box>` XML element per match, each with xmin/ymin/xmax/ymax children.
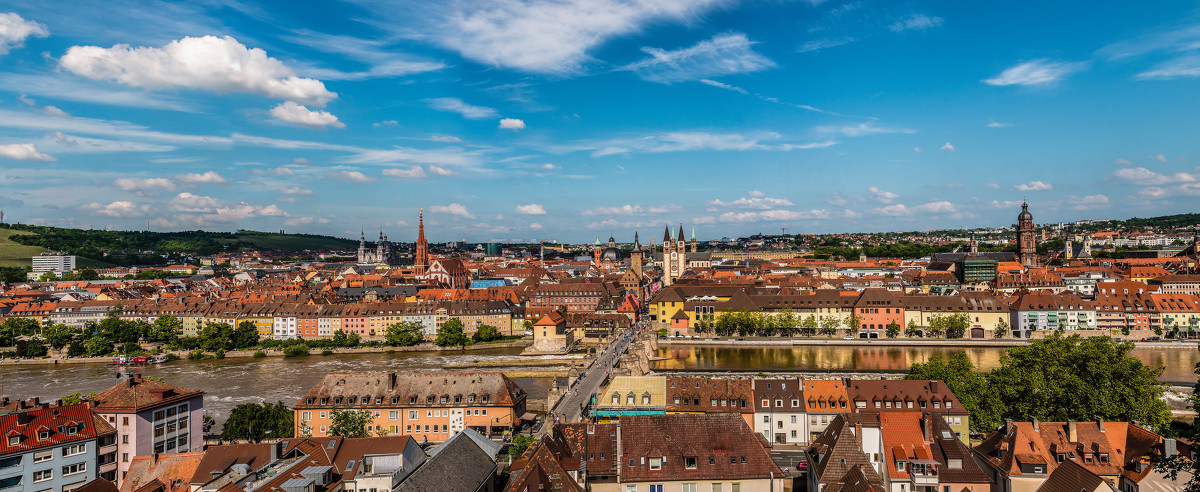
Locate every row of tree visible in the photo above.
<box><xmin>690</xmin><ymin>309</ymin><xmax>999</xmax><ymax>339</ymax></box>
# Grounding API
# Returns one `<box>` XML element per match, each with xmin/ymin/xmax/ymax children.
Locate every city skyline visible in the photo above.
<box><xmin>1</xmin><ymin>1</ymin><xmax>1199</xmax><ymax>242</ymax></box>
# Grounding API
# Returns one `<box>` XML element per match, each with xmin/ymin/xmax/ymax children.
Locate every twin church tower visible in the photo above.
<box><xmin>356</xmin><ymin>209</ymin><xmax>429</xmax><ymax>275</ymax></box>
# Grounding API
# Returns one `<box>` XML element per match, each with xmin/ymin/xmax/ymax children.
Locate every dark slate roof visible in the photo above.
<box><xmin>1033</xmin><ymin>458</ymin><xmax>1107</xmax><ymax>492</ymax></box>
<box><xmin>395</xmin><ymin>434</ymin><xmax>495</xmax><ymax>492</ymax></box>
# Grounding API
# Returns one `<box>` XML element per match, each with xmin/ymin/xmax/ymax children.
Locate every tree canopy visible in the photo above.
<box><xmin>327</xmin><ymin>408</ymin><xmax>373</xmax><ymax>438</ymax></box>
<box><xmin>435</xmin><ymin>318</ymin><xmax>470</xmax><ymax>347</ymax></box>
<box><xmin>385</xmin><ymin>322</ymin><xmax>425</xmax><ymax>346</ymax></box>
<box><xmin>221</xmin><ymin>402</ymin><xmax>295</xmax><ymax>442</ymax></box>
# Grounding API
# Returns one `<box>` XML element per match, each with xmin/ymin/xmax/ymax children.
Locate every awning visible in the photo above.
<box><xmin>520</xmin><ymin>413</ymin><xmax>537</xmax><ymax>421</ymax></box>
<box><xmin>909</xmin><ymin>459</ymin><xmax>941</xmax><ymax>465</ymax></box>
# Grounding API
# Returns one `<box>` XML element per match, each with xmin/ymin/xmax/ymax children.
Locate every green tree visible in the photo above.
<box><xmin>926</xmin><ymin>315</ymin><xmax>946</xmax><ymax>338</ymax></box>
<box><xmin>906</xmin><ymin>319</ymin><xmax>922</xmax><ymax>337</ymax></box>
<box><xmin>886</xmin><ymin>321</ymin><xmax>901</xmax><ymax>338</ymax></box>
<box><xmin>221</xmin><ymin>402</ymin><xmax>295</xmax><ymax>442</ymax></box>
<box><xmin>149</xmin><ymin>315</ymin><xmax>181</xmax><ymax>343</ymax></box>
<box><xmin>508</xmin><ymin>434</ymin><xmax>536</xmax><ymax>460</ymax></box>
<box><xmin>714</xmin><ymin>312</ymin><xmax>736</xmax><ymax>336</ymax></box>
<box><xmin>1152</xmin><ymin>361</ymin><xmax>1200</xmax><ymax>491</ymax></box>
<box><xmin>844</xmin><ymin>313</ymin><xmax>863</xmax><ymax>336</ymax></box>
<box><xmin>778</xmin><ymin>309</ymin><xmax>798</xmax><ymax>336</ymax></box>
<box><xmin>331</xmin><ymin>329</ymin><xmax>350</xmax><ymax>347</ymax></box>
<box><xmin>85</xmin><ymin>336</ymin><xmax>113</xmax><ymax>356</ymax></box>
<box><xmin>907</xmin><ymin>352</ymin><xmax>1002</xmax><ymax>432</ymax></box>
<box><xmin>59</xmin><ymin>392</ymin><xmax>95</xmax><ymax>405</ymax></box>
<box><xmin>819</xmin><ymin>316</ymin><xmax>841</xmax><ymax>336</ymax></box>
<box><xmin>327</xmin><ymin>408</ymin><xmax>373</xmax><ymax>438</ymax></box>
<box><xmin>202</xmin><ymin>415</ymin><xmax>216</xmax><ymax>435</ymax></box>
<box><xmin>232</xmin><ymin>321</ymin><xmax>260</xmax><ymax>349</ymax></box>
<box><xmin>989</xmin><ymin>334</ymin><xmax>1170</xmax><ymax>429</ymax></box>
<box><xmin>385</xmin><ymin>322</ymin><xmax>425</xmax><ymax>346</ymax></box>
<box><xmin>43</xmin><ymin>323</ymin><xmax>75</xmax><ymax>349</ymax></box>
<box><xmin>283</xmin><ymin>344</ymin><xmax>310</xmax><ymax>357</ymax></box>
<box><xmin>799</xmin><ymin>315</ymin><xmax>818</xmax><ymax>336</ymax></box>
<box><xmin>435</xmin><ymin>318</ymin><xmax>470</xmax><ymax>347</ymax></box>
<box><xmin>77</xmin><ymin>268</ymin><xmax>100</xmax><ymax>281</ymax></box>
<box><xmin>472</xmin><ymin>325</ymin><xmax>503</xmax><ymax>343</ymax></box>
<box><xmin>198</xmin><ymin>322</ymin><xmax>233</xmax><ymax>351</ymax></box>
<box><xmin>656</xmin><ymin>327</ymin><xmax>668</xmax><ymax>338</ymax></box>
<box><xmin>994</xmin><ymin>319</ymin><xmax>1010</xmax><ymax>339</ymax></box>
<box><xmin>943</xmin><ymin>313</ymin><xmax>970</xmax><ymax>339</ymax></box>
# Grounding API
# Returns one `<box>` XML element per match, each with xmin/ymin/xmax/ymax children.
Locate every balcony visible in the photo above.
<box><xmin>911</xmin><ymin>472</ymin><xmax>939</xmax><ymax>486</ymax></box>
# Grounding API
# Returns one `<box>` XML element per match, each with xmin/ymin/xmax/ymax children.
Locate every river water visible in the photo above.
<box><xmin>653</xmin><ymin>344</ymin><xmax>1200</xmax><ymax>383</ymax></box>
<box><xmin>0</xmin><ymin>347</ymin><xmax>558</xmax><ymax>429</ymax></box>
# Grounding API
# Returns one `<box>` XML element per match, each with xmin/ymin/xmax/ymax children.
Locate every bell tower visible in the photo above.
<box><xmin>1017</xmin><ymin>201</ymin><xmax>1037</xmax><ymax>267</ymax></box>
<box><xmin>414</xmin><ymin>208</ymin><xmax>429</xmax><ymax>276</ymax></box>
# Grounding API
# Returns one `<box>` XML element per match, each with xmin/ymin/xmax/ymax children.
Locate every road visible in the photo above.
<box><xmin>544</xmin><ymin>319</ymin><xmax>647</xmax><ymax>430</ymax></box>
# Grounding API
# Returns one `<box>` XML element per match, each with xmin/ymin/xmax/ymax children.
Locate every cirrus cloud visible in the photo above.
<box><xmin>624</xmin><ymin>33</ymin><xmax>775</xmax><ymax>83</ymax></box>
<box><xmin>983</xmin><ymin>59</ymin><xmax>1087</xmax><ymax>86</ymax></box>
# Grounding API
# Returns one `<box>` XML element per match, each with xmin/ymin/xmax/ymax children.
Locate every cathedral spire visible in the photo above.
<box><xmin>663</xmin><ymin>224</ymin><xmax>672</xmax><ymax>242</ymax></box>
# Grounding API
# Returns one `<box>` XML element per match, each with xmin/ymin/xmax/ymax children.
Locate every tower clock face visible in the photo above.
<box><xmin>671</xmin><ymin>252</ymin><xmax>677</xmax><ymax>259</ymax></box>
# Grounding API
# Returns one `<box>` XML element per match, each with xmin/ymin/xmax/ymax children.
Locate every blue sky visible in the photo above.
<box><xmin>1</xmin><ymin>1</ymin><xmax>1199</xmax><ymax>243</ymax></box>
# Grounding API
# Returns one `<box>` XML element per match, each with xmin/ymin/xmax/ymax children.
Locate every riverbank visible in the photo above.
<box><xmin>0</xmin><ymin>339</ymin><xmax>534</xmax><ymax>366</ymax></box>
<box><xmin>658</xmin><ymin>337</ymin><xmax>1200</xmax><ymax>349</ymax></box>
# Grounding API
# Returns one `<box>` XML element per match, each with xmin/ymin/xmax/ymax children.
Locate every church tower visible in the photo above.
<box><xmin>1017</xmin><ymin>201</ymin><xmax>1038</xmax><ymax>267</ymax></box>
<box><xmin>414</xmin><ymin>209</ymin><xmax>429</xmax><ymax>276</ymax></box>
<box><xmin>593</xmin><ymin>231</ymin><xmax>602</xmax><ymax>267</ymax></box>
<box><xmin>690</xmin><ymin>226</ymin><xmax>697</xmax><ymax>253</ymax></box>
<box><xmin>631</xmin><ymin>231</ymin><xmax>643</xmax><ymax>278</ymax></box>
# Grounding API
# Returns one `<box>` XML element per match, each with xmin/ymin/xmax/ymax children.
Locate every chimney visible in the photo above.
<box><xmin>1095</xmin><ymin>416</ymin><xmax>1104</xmax><ymax>432</ymax></box>
<box><xmin>270</xmin><ymin>441</ymin><xmax>284</xmax><ymax>462</ymax></box>
<box><xmin>1165</xmin><ymin>438</ymin><xmax>1178</xmax><ymax>457</ymax></box>
<box><xmin>1032</xmin><ymin>418</ymin><xmax>1039</xmax><ymax>431</ymax></box>
<box><xmin>0</xmin><ymin>397</ymin><xmax>7</xmax><ymax>407</ymax></box>
<box><xmin>1004</xmin><ymin>418</ymin><xmax>1013</xmax><ymax>433</ymax></box>
<box><xmin>923</xmin><ymin>414</ymin><xmax>933</xmax><ymax>442</ymax></box>
<box><xmin>16</xmin><ymin>411</ymin><xmax>32</xmax><ymax>425</ymax></box>
<box><xmin>930</xmin><ymin>381</ymin><xmax>940</xmax><ymax>393</ymax></box>
<box><xmin>615</xmin><ymin>424</ymin><xmax>623</xmax><ymax>483</ymax></box>
<box><xmin>1068</xmin><ymin>420</ymin><xmax>1077</xmax><ymax>443</ymax></box>
<box><xmin>853</xmin><ymin>422</ymin><xmax>862</xmax><ymax>437</ymax></box>
<box><xmin>30</xmin><ymin>397</ymin><xmax>39</xmax><ymax>406</ymax></box>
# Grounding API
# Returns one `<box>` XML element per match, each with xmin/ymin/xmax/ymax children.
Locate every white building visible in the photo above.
<box><xmin>32</xmin><ymin>253</ymin><xmax>76</xmax><ymax>272</ymax></box>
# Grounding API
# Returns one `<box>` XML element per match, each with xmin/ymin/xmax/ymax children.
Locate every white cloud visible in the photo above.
<box><xmin>283</xmin><ymin>216</ymin><xmax>315</xmax><ymax>227</ymax></box>
<box><xmin>798</xmin><ymin>37</ymin><xmax>855</xmax><ymax>53</ymax></box>
<box><xmin>1015</xmin><ymin>180</ymin><xmax>1053</xmax><ymax>191</ymax></box>
<box><xmin>868</xmin><ymin>204</ymin><xmax>911</xmax><ymax>216</ymax></box>
<box><xmin>499</xmin><ymin>118</ymin><xmax>526</xmax><ymax>130</ymax></box>
<box><xmin>824</xmin><ymin>192</ymin><xmax>862</xmax><ymax>206</ymax></box>
<box><xmin>529</xmin><ymin>222</ymin><xmax>543</xmax><ymax>230</ymax></box>
<box><xmin>374</xmin><ymin>120</ymin><xmax>398</xmax><ymax>127</ymax></box>
<box><xmin>816</xmin><ymin>122</ymin><xmax>914</xmax><ymax>137</ymax></box>
<box><xmin>278</xmin><ymin>186</ymin><xmax>314</xmax><ymax>196</ymax></box>
<box><xmin>382</xmin><ymin>166</ymin><xmax>427</xmax><ymax>178</ymax></box>
<box><xmin>584</xmin><ymin>130</ymin><xmax>824</xmax><ymax>157</ymax></box>
<box><xmin>748</xmin><ymin>190</ymin><xmax>765</xmax><ymax>197</ymax></box>
<box><xmin>1153</xmin><ymin>154</ymin><xmax>1167</xmax><ymax>163</ymax></box>
<box><xmin>625</xmin><ymin>33</ymin><xmax>775</xmax><ymax>83</ymax></box>
<box><xmin>889</xmin><ymin>14</ymin><xmax>943</xmax><ymax>32</ymax></box>
<box><xmin>986</xmin><ymin>120</ymin><xmax>1013</xmax><ymax>128</ymax></box>
<box><xmin>913</xmin><ymin>201</ymin><xmax>957</xmax><ymax>213</ymax></box>
<box><xmin>1070</xmin><ymin>194</ymin><xmax>1109</xmax><ymax>210</ymax></box>
<box><xmin>0</xmin><ymin>143</ymin><xmax>54</xmax><ymax>161</ymax></box>
<box><xmin>60</xmin><ymin>35</ymin><xmax>336</xmax><ymax>106</ymax></box>
<box><xmin>708</xmin><ymin>195</ymin><xmax>794</xmax><ymax>209</ymax></box>
<box><xmin>514</xmin><ymin>203</ymin><xmax>546</xmax><ymax>215</ymax></box>
<box><xmin>989</xmin><ymin>200</ymin><xmax>1023</xmax><ymax>209</ymax></box>
<box><xmin>867</xmin><ymin>186</ymin><xmax>899</xmax><ymax>203</ymax></box>
<box><xmin>717</xmin><ymin>209</ymin><xmax>828</xmax><ymax>222</ymax></box>
<box><xmin>913</xmin><ymin>147</ymin><xmax>922</xmax><ymax>154</ymax></box>
<box><xmin>81</xmin><ymin>200</ymin><xmax>148</xmax><ymax>217</ymax></box>
<box><xmin>983</xmin><ymin>59</ymin><xmax>1087</xmax><ymax>86</ymax></box>
<box><xmin>1114</xmin><ymin>158</ymin><xmax>1133</xmax><ymax>166</ymax></box>
<box><xmin>1112</xmin><ymin>167</ymin><xmax>1195</xmax><ymax>185</ymax></box>
<box><xmin>269</xmin><ymin>166</ymin><xmax>295</xmax><ymax>176</ymax></box>
<box><xmin>176</xmin><ymin>171</ymin><xmax>227</xmax><ymax>184</ymax></box>
<box><xmin>0</xmin><ymin>12</ymin><xmax>48</xmax><ymax>55</ymax></box>
<box><xmin>841</xmin><ymin>209</ymin><xmax>861</xmax><ymax>219</ymax></box>
<box><xmin>425</xmin><ymin>97</ymin><xmax>499</xmax><ymax>119</ymax></box>
<box><xmin>169</xmin><ymin>192</ymin><xmax>221</xmax><ymax>212</ymax></box>
<box><xmin>940</xmin><ymin>142</ymin><xmax>955</xmax><ymax>152</ymax></box>
<box><xmin>431</xmin><ymin>135</ymin><xmax>463</xmax><ymax>143</ymax></box>
<box><xmin>269</xmin><ymin>101</ymin><xmax>344</xmax><ymax>129</ymax></box>
<box><xmin>539</xmin><ymin>163</ymin><xmax>558</xmax><ymax>171</ymax></box>
<box><xmin>983</xmin><ymin>183</ymin><xmax>1000</xmax><ymax>189</ymax></box>
<box><xmin>422</xmin><ymin>0</ymin><xmax>727</xmax><ymax>74</ymax></box>
<box><xmin>41</xmin><ymin>106</ymin><xmax>69</xmax><ymax>117</ymax></box>
<box><xmin>583</xmin><ymin>205</ymin><xmax>646</xmax><ymax>216</ymax></box>
<box><xmin>113</xmin><ymin>177</ymin><xmax>174</xmax><ymax>192</ymax></box>
<box><xmin>43</xmin><ymin>131</ymin><xmax>173</xmax><ymax>154</ymax></box>
<box><xmin>698</xmin><ymin>79</ymin><xmax>747</xmax><ymax>94</ymax></box>
<box><xmin>332</xmin><ymin>170</ymin><xmax>375</xmax><ymax>182</ymax></box>
<box><xmin>430</xmin><ymin>203</ymin><xmax>474</xmax><ymax>218</ymax></box>
<box><xmin>428</xmin><ymin>165</ymin><xmax>458</xmax><ymax>176</ymax></box>
<box><xmin>1135</xmin><ymin>55</ymin><xmax>1200</xmax><ymax>80</ymax></box>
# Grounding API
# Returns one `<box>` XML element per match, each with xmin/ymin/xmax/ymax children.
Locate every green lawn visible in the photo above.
<box><xmin>0</xmin><ymin>228</ymin><xmax>48</xmax><ymax>267</ymax></box>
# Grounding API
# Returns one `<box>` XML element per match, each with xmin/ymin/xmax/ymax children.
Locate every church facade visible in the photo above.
<box><xmin>356</xmin><ymin>230</ymin><xmax>396</xmax><ymax>266</ymax></box>
<box><xmin>662</xmin><ymin>224</ymin><xmax>687</xmax><ymax>286</ymax></box>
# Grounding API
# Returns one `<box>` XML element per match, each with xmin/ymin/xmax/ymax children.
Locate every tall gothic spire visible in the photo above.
<box><xmin>663</xmin><ymin>224</ymin><xmax>672</xmax><ymax>242</ymax></box>
<box><xmin>417</xmin><ymin>208</ymin><xmax>426</xmax><ymax>244</ymax></box>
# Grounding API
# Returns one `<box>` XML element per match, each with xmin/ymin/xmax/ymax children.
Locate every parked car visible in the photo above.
<box><xmin>843</xmin><ymin>336</ymin><xmax>855</xmax><ymax>340</ymax></box>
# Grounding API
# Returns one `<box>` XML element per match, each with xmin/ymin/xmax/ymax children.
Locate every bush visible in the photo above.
<box><xmin>214</xmin><ymin>349</ymin><xmax>225</xmax><ymax>359</ymax></box>
<box><xmin>321</xmin><ymin>349</ymin><xmax>333</xmax><ymax>356</ymax></box>
<box><xmin>252</xmin><ymin>350</ymin><xmax>266</xmax><ymax>358</ymax></box>
<box><xmin>283</xmin><ymin>344</ymin><xmax>310</xmax><ymax>357</ymax></box>
<box><xmin>187</xmin><ymin>349</ymin><xmax>205</xmax><ymax>360</ymax></box>
<box><xmin>164</xmin><ymin>353</ymin><xmax>180</xmax><ymax>362</ymax></box>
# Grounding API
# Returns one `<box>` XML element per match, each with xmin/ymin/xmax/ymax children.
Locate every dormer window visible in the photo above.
<box><xmin>348</xmin><ymin>397</ymin><xmax>357</xmax><ymax>405</ymax></box>
<box><xmin>440</xmin><ymin>396</ymin><xmax>448</xmax><ymax>404</ymax></box>
<box><xmin>409</xmin><ymin>396</ymin><xmax>417</xmax><ymax>404</ymax></box>
<box><xmin>612</xmin><ymin>393</ymin><xmax>620</xmax><ymax>405</ymax></box>
<box><xmin>7</xmin><ymin>436</ymin><xmax>19</xmax><ymax>446</ymax></box>
<box><xmin>468</xmin><ymin>395</ymin><xmax>475</xmax><ymax>403</ymax></box>
<box><xmin>642</xmin><ymin>392</ymin><xmax>651</xmax><ymax>405</ymax></box>
<box><xmin>896</xmin><ymin>460</ymin><xmax>906</xmax><ymax>472</ymax></box>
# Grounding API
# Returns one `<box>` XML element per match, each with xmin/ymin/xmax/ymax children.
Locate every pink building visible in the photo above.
<box><xmin>90</xmin><ymin>376</ymin><xmax>205</xmax><ymax>487</ymax></box>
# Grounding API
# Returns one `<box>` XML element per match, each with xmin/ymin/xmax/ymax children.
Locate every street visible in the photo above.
<box><xmin>543</xmin><ymin>319</ymin><xmax>647</xmax><ymax>431</ymax></box>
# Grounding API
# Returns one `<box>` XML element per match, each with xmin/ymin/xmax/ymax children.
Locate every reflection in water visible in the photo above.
<box><xmin>0</xmin><ymin>347</ymin><xmax>551</xmax><ymax>427</ymax></box>
<box><xmin>654</xmin><ymin>344</ymin><xmax>1200</xmax><ymax>383</ymax></box>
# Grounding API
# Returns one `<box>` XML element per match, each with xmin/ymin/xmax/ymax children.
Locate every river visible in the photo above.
<box><xmin>0</xmin><ymin>347</ymin><xmax>559</xmax><ymax>430</ymax></box>
<box><xmin>653</xmin><ymin>343</ymin><xmax>1200</xmax><ymax>383</ymax></box>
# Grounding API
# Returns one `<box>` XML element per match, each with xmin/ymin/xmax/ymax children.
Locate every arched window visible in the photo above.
<box><xmin>627</xmin><ymin>392</ymin><xmax>635</xmax><ymax>405</ymax></box>
<box><xmin>612</xmin><ymin>392</ymin><xmax>620</xmax><ymax>405</ymax></box>
<box><xmin>642</xmin><ymin>392</ymin><xmax>651</xmax><ymax>405</ymax></box>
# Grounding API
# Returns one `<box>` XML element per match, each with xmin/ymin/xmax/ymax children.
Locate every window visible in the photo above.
<box><xmin>321</xmin><ymin>411</ymin><xmax>327</xmax><ymax>419</ymax></box>
<box><xmin>712</xmin><ymin>485</ymin><xmax>723</xmax><ymax>492</ymax></box>
<box><xmin>683</xmin><ymin>484</ymin><xmax>698</xmax><ymax>492</ymax></box>
<box><xmin>763</xmin><ymin>415</ymin><xmax>769</xmax><ymax>423</ymax></box>
<box><xmin>62</xmin><ymin>463</ymin><xmax>86</xmax><ymax>476</ymax></box>
<box><xmin>34</xmin><ymin>450</ymin><xmax>53</xmax><ymax>463</ymax></box>
<box><xmin>685</xmin><ymin>457</ymin><xmax>697</xmax><ymax>469</ymax></box>
<box><xmin>649</xmin><ymin>486</ymin><xmax>663</xmax><ymax>492</ymax></box>
<box><xmin>792</xmin><ymin>399</ymin><xmax>799</xmax><ymax>407</ymax></box>
<box><xmin>63</xmin><ymin>444</ymin><xmax>86</xmax><ymax>457</ymax></box>
<box><xmin>302</xmin><ymin>411</ymin><xmax>312</xmax><ymax>421</ymax></box>
<box><xmin>776</xmin><ymin>400</ymin><xmax>783</xmax><ymax>408</ymax></box>
<box><xmin>0</xmin><ymin>477</ymin><xmax>21</xmax><ymax>489</ymax></box>
<box><xmin>37</xmin><ymin>430</ymin><xmax>50</xmax><ymax>440</ymax></box>
<box><xmin>731</xmin><ymin>484</ymin><xmax>740</xmax><ymax>492</ymax></box>
<box><xmin>33</xmin><ymin>469</ymin><xmax>53</xmax><ymax>483</ymax></box>
<box><xmin>409</xmin><ymin>410</ymin><xmax>418</xmax><ymax>420</ymax></box>
<box><xmin>649</xmin><ymin>457</ymin><xmax>662</xmax><ymax>470</ymax></box>
<box><xmin>122</xmin><ymin>417</ymin><xmax>129</xmax><ymax>426</ymax></box>
<box><xmin>625</xmin><ymin>486</ymin><xmax>637</xmax><ymax>492</ymax></box>
<box><xmin>122</xmin><ymin>453</ymin><xmax>129</xmax><ymax>462</ymax></box>
<box><xmin>896</xmin><ymin>461</ymin><xmax>906</xmax><ymax>472</ymax></box>
<box><xmin>792</xmin><ymin>430</ymin><xmax>797</xmax><ymax>438</ymax></box>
